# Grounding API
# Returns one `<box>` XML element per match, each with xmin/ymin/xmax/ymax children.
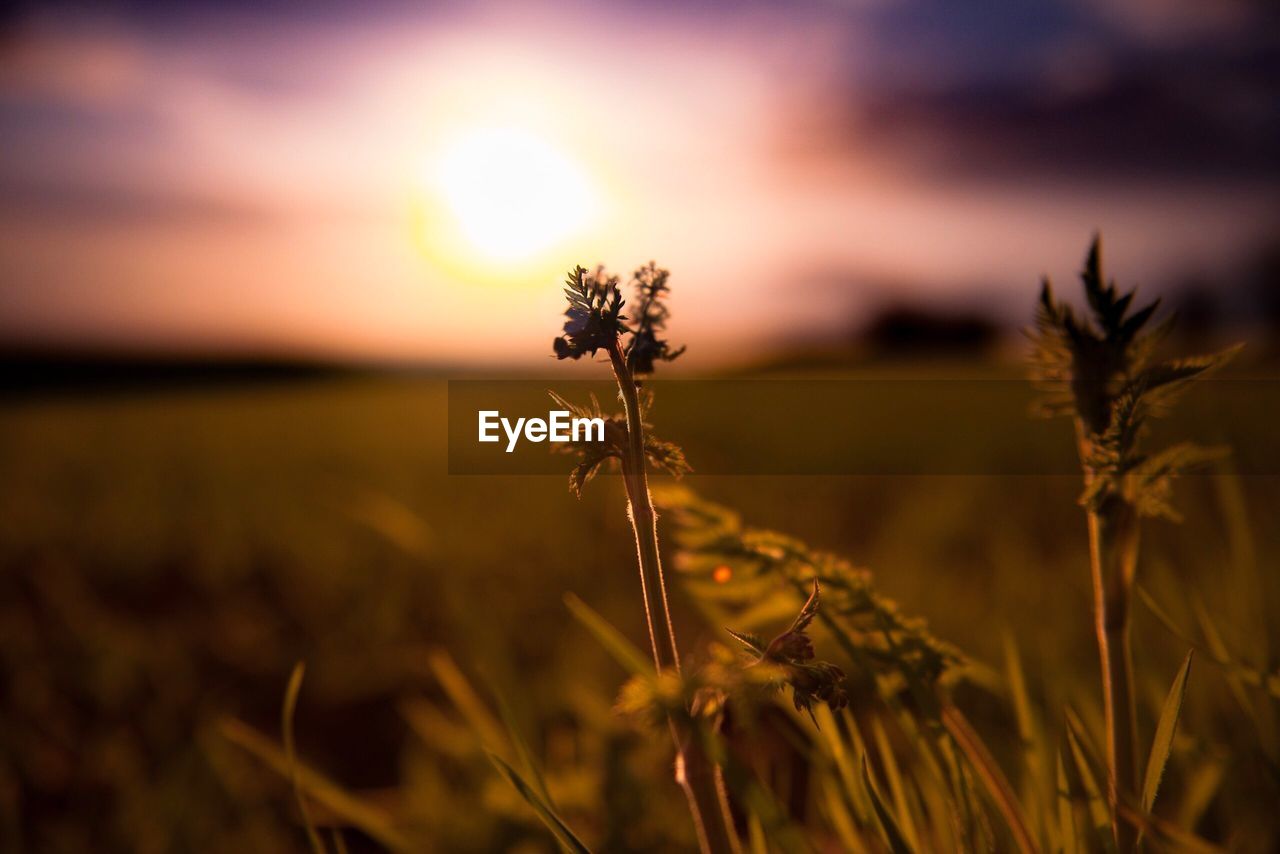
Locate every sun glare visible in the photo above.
<box><xmin>425</xmin><ymin>126</ymin><xmax>598</xmax><ymax>270</ymax></box>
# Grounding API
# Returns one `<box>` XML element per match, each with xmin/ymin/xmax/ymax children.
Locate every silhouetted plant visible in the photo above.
<box><xmin>1029</xmin><ymin>235</ymin><xmax>1239</xmax><ymax>852</ymax></box>
<box><xmin>551</xmin><ymin>263</ymin><xmax>738</xmax><ymax>854</ymax></box>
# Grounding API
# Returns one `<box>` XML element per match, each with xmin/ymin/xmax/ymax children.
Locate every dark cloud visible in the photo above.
<box><xmin>853</xmin><ymin>34</ymin><xmax>1280</xmax><ymax>182</ymax></box>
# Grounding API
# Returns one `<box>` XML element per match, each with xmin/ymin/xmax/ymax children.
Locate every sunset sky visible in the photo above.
<box><xmin>1</xmin><ymin>0</ymin><xmax>1276</xmax><ymax>365</ymax></box>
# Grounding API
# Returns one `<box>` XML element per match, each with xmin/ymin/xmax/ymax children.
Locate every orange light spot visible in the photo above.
<box><xmin>712</xmin><ymin>565</ymin><xmax>732</xmax><ymax>584</ymax></box>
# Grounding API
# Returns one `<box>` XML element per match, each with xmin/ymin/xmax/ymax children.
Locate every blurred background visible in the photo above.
<box><xmin>1</xmin><ymin>0</ymin><xmax>1278</xmax><ymax>851</ymax></box>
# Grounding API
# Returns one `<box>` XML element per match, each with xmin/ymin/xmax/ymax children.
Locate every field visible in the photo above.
<box><xmin>2</xmin><ymin>358</ymin><xmax>1278</xmax><ymax>852</ymax></box>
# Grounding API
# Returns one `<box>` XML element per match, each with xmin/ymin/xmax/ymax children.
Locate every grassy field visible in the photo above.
<box><xmin>2</xmin><ymin>361</ymin><xmax>1278</xmax><ymax>851</ymax></box>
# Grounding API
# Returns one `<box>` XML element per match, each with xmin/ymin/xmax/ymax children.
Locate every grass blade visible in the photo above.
<box><xmin>426</xmin><ymin>649</ymin><xmax>507</xmax><ymax>753</ymax></box>
<box><xmin>489</xmin><ymin>752</ymin><xmax>593</xmax><ymax>853</ymax></box>
<box><xmin>564</xmin><ymin>592</ymin><xmax>654</xmax><ymax>677</ymax></box>
<box><xmin>491</xmin><ymin>684</ymin><xmax>554</xmax><ymax>808</ymax></box>
<box><xmin>283</xmin><ymin>663</ymin><xmax>327</xmax><ymax>854</ymax></box>
<box><xmin>1142</xmin><ymin>650</ymin><xmax>1193</xmax><ymax>813</ymax></box>
<box><xmin>1062</xmin><ymin>709</ymin><xmax>1110</xmax><ymax>840</ymax></box>
<box><xmin>1115</xmin><ymin>800</ymin><xmax>1224</xmax><ymax>854</ymax></box>
<box><xmin>1176</xmin><ymin>758</ymin><xmax>1224</xmax><ymax>832</ymax></box>
<box><xmin>1003</xmin><ymin>633</ymin><xmax>1050</xmax><ymax>850</ymax></box>
<box><xmin>941</xmin><ymin>705</ymin><xmax>1040</xmax><ymax>854</ymax></box>
<box><xmin>871</xmin><ymin>717</ymin><xmax>919</xmax><ymax>850</ymax></box>
<box><xmin>219</xmin><ymin>717</ymin><xmax>414</xmax><ymax>852</ymax></box>
<box><xmin>1055</xmin><ymin>749</ymin><xmax>1079</xmax><ymax>854</ymax></box>
<box><xmin>746</xmin><ymin>812</ymin><xmax>767</xmax><ymax>854</ymax></box>
<box><xmin>862</xmin><ymin>755</ymin><xmax>914</xmax><ymax>854</ymax></box>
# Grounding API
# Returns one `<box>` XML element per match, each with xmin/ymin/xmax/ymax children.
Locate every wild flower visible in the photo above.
<box><xmin>625</xmin><ymin>262</ymin><xmax>686</xmax><ymax>374</ymax></box>
<box><xmin>551</xmin><ymin>263</ymin><xmax>736</xmax><ymax>854</ymax></box>
<box><xmin>552</xmin><ymin>266</ymin><xmax>625</xmax><ymax>361</ymax></box>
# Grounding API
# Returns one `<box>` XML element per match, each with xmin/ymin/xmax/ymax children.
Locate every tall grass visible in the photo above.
<box><xmin>217</xmin><ymin>239</ymin><xmax>1265</xmax><ymax>852</ymax></box>
<box><xmin>1030</xmin><ymin>237</ymin><xmax>1238</xmax><ymax>851</ymax></box>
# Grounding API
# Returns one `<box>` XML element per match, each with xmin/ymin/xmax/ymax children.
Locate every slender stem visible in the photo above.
<box><xmin>607</xmin><ymin>339</ymin><xmax>740</xmax><ymax>854</ymax></box>
<box><xmin>1077</xmin><ymin>423</ymin><xmax>1139</xmax><ymax>854</ymax></box>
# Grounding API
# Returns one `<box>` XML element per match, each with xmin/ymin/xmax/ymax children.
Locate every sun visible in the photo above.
<box><xmin>419</xmin><ymin>125</ymin><xmax>599</xmax><ymax>276</ymax></box>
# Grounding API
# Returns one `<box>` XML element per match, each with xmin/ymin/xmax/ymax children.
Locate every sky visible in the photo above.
<box><xmin>0</xmin><ymin>0</ymin><xmax>1276</xmax><ymax>366</ymax></box>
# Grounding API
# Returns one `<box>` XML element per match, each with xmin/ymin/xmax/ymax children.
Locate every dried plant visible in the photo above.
<box><xmin>1029</xmin><ymin>235</ymin><xmax>1239</xmax><ymax>852</ymax></box>
<box><xmin>725</xmin><ymin>580</ymin><xmax>850</xmax><ymax>723</ymax></box>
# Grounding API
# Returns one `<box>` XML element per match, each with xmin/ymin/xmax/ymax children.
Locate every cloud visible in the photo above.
<box><xmin>850</xmin><ymin>32</ymin><xmax>1280</xmax><ymax>182</ymax></box>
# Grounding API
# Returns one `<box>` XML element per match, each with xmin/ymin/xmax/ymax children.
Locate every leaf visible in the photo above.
<box><xmin>787</xmin><ymin>578</ymin><xmax>820</xmax><ymax>634</ymax></box>
<box><xmin>1176</xmin><ymin>758</ymin><xmax>1224</xmax><ymax>832</ymax></box>
<box><xmin>1137</xmin><ymin>344</ymin><xmax>1242</xmax><ymax>394</ymax></box>
<box><xmin>725</xmin><ymin>627</ymin><xmax>767</xmax><ymax>657</ymax></box>
<box><xmin>282</xmin><ymin>663</ymin><xmax>327</xmax><ymax>854</ymax></box>
<box><xmin>564</xmin><ymin>592</ymin><xmax>654</xmax><ymax>677</ymax></box>
<box><xmin>746</xmin><ymin>812</ymin><xmax>768</xmax><ymax>854</ymax></box>
<box><xmin>1056</xmin><ymin>749</ymin><xmax>1079</xmax><ymax>854</ymax></box>
<box><xmin>942</xmin><ymin>704</ymin><xmax>1041</xmax><ymax>854</ymax></box>
<box><xmin>862</xmin><ymin>755</ymin><xmax>914</xmax><ymax>854</ymax></box>
<box><xmin>871</xmin><ymin>716</ymin><xmax>919</xmax><ymax>851</ymax></box>
<box><xmin>219</xmin><ymin>717</ymin><xmax>415</xmax><ymax>852</ymax></box>
<box><xmin>488</xmin><ymin>753</ymin><xmax>593</xmax><ymax>854</ymax></box>
<box><xmin>490</xmin><ymin>683</ymin><xmax>555</xmax><ymax>812</ymax></box>
<box><xmin>569</xmin><ymin>448</ymin><xmax>613</xmax><ymax>498</ymax></box>
<box><xmin>1142</xmin><ymin>651</ymin><xmax>1193</xmax><ymax>813</ymax></box>
<box><xmin>644</xmin><ymin>434</ymin><xmax>691</xmax><ymax>478</ymax></box>
<box><xmin>1062</xmin><ymin>709</ymin><xmax>1110</xmax><ymax>838</ymax></box>
<box><xmin>1114</xmin><ymin>800</ymin><xmax>1224</xmax><ymax>854</ymax></box>
<box><xmin>1003</xmin><ymin>634</ymin><xmax>1050</xmax><ymax>848</ymax></box>
<box><xmin>426</xmin><ymin>649</ymin><xmax>507</xmax><ymax>752</ymax></box>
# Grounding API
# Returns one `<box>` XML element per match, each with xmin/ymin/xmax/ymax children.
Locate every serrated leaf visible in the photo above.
<box><xmin>569</xmin><ymin>450</ymin><xmax>612</xmax><ymax>498</ymax></box>
<box><xmin>1142</xmin><ymin>651</ymin><xmax>1193</xmax><ymax>813</ymax></box>
<box><xmin>644</xmin><ymin>434</ymin><xmax>691</xmax><ymax>477</ymax></box>
<box><xmin>726</xmin><ymin>627</ymin><xmax>767</xmax><ymax>656</ymax></box>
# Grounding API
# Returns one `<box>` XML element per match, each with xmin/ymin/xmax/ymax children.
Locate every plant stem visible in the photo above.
<box><xmin>607</xmin><ymin>339</ymin><xmax>740</xmax><ymax>854</ymax></box>
<box><xmin>1078</xmin><ymin>424</ymin><xmax>1139</xmax><ymax>854</ymax></box>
